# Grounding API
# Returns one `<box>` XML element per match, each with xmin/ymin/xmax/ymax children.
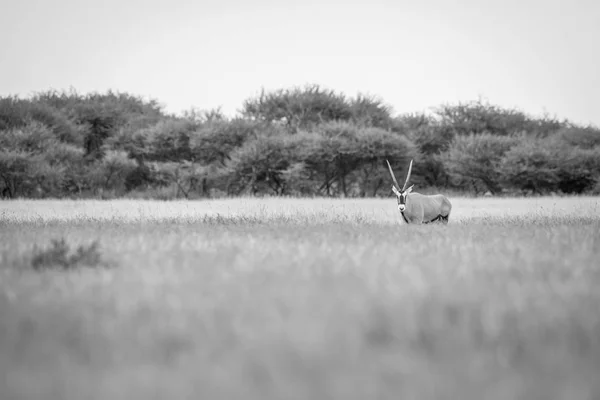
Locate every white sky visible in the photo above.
<box><xmin>1</xmin><ymin>0</ymin><xmax>599</xmax><ymax>125</ymax></box>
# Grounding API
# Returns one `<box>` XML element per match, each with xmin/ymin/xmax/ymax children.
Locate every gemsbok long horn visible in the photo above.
<box><xmin>386</xmin><ymin>159</ymin><xmax>452</xmax><ymax>224</ymax></box>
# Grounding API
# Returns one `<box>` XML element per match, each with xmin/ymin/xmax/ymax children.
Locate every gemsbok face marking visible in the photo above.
<box><xmin>386</xmin><ymin>159</ymin><xmax>452</xmax><ymax>225</ymax></box>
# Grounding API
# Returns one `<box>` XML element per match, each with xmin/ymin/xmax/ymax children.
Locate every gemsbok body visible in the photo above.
<box><xmin>386</xmin><ymin>159</ymin><xmax>452</xmax><ymax>224</ymax></box>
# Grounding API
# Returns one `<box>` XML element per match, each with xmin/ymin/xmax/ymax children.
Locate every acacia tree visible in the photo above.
<box><xmin>88</xmin><ymin>150</ymin><xmax>138</xmax><ymax>194</ymax></box>
<box><xmin>283</xmin><ymin>123</ymin><xmax>416</xmax><ymax>197</ymax></box>
<box><xmin>440</xmin><ymin>133</ymin><xmax>518</xmax><ymax>194</ymax></box>
<box><xmin>350</xmin><ymin>127</ymin><xmax>417</xmax><ymax>197</ymax></box>
<box><xmin>0</xmin><ymin>150</ymin><xmax>37</xmax><ymax>198</ymax></box>
<box><xmin>348</xmin><ymin>94</ymin><xmax>394</xmax><ymax>130</ymax></box>
<box><xmin>389</xmin><ymin>113</ymin><xmax>453</xmax><ymax>188</ymax></box>
<box><xmin>553</xmin><ymin>125</ymin><xmax>600</xmax><ymax>148</ymax></box>
<box><xmin>434</xmin><ymin>99</ymin><xmax>566</xmax><ymax>137</ymax></box>
<box><xmin>0</xmin><ymin>122</ymin><xmax>83</xmax><ymax>197</ymax></box>
<box><xmin>149</xmin><ymin>161</ymin><xmax>206</xmax><ymax>198</ymax></box>
<box><xmin>498</xmin><ymin>137</ymin><xmax>559</xmax><ymax>194</ymax></box>
<box><xmin>242</xmin><ymin>84</ymin><xmax>352</xmax><ymax>133</ymax></box>
<box><xmin>242</xmin><ymin>85</ymin><xmax>397</xmax><ymax>134</ymax></box>
<box><xmin>221</xmin><ymin>134</ymin><xmax>291</xmax><ymax>195</ymax></box>
<box><xmin>190</xmin><ymin>118</ymin><xmax>262</xmax><ymax>166</ymax></box>
<box><xmin>499</xmin><ymin>137</ymin><xmax>600</xmax><ymax>194</ymax></box>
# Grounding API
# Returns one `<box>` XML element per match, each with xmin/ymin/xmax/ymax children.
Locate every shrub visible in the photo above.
<box><xmin>190</xmin><ymin>118</ymin><xmax>263</xmax><ymax>166</ymax></box>
<box><xmin>67</xmin><ymin>91</ymin><xmax>163</xmax><ymax>159</ymax></box>
<box><xmin>553</xmin><ymin>125</ymin><xmax>600</xmax><ymax>148</ymax></box>
<box><xmin>348</xmin><ymin>94</ymin><xmax>394</xmax><ymax>129</ymax></box>
<box><xmin>242</xmin><ymin>84</ymin><xmax>352</xmax><ymax>132</ymax></box>
<box><xmin>222</xmin><ymin>134</ymin><xmax>290</xmax><ymax>195</ymax></box>
<box><xmin>32</xmin><ymin>89</ymin><xmax>164</xmax><ymax>119</ymax></box>
<box><xmin>499</xmin><ymin>137</ymin><xmax>560</xmax><ymax>194</ymax></box>
<box><xmin>31</xmin><ymin>238</ymin><xmax>109</xmax><ymax>270</ymax></box>
<box><xmin>0</xmin><ymin>122</ymin><xmax>84</xmax><ymax>197</ymax></box>
<box><xmin>1</xmin><ymin>87</ymin><xmax>597</xmax><ymax>198</ymax></box>
<box><xmin>554</xmin><ymin>146</ymin><xmax>600</xmax><ymax>193</ymax></box>
<box><xmin>290</xmin><ymin>122</ymin><xmax>417</xmax><ymax>197</ymax></box>
<box><xmin>500</xmin><ymin>138</ymin><xmax>600</xmax><ymax>194</ymax></box>
<box><xmin>149</xmin><ymin>161</ymin><xmax>207</xmax><ymax>198</ymax></box>
<box><xmin>440</xmin><ymin>133</ymin><xmax>519</xmax><ymax>193</ymax></box>
<box><xmin>434</xmin><ymin>100</ymin><xmax>565</xmax><ymax>137</ymax></box>
<box><xmin>0</xmin><ymin>96</ymin><xmax>83</xmax><ymax>145</ymax></box>
<box><xmin>89</xmin><ymin>150</ymin><xmax>138</xmax><ymax>192</ymax></box>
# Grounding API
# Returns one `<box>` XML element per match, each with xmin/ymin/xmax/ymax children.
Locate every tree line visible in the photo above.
<box><xmin>1</xmin><ymin>85</ymin><xmax>599</xmax><ymax>199</ymax></box>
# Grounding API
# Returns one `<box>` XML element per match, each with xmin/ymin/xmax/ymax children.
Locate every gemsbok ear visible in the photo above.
<box><xmin>406</xmin><ymin>185</ymin><xmax>414</xmax><ymax>193</ymax></box>
<box><xmin>392</xmin><ymin>186</ymin><xmax>401</xmax><ymax>196</ymax></box>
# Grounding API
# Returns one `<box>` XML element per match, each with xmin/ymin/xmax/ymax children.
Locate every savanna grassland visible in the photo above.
<box><xmin>1</xmin><ymin>197</ymin><xmax>600</xmax><ymax>400</ymax></box>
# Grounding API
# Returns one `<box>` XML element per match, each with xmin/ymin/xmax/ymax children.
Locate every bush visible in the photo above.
<box><xmin>32</xmin><ymin>89</ymin><xmax>164</xmax><ymax>118</ymax></box>
<box><xmin>553</xmin><ymin>125</ymin><xmax>600</xmax><ymax>148</ymax></box>
<box><xmin>31</xmin><ymin>238</ymin><xmax>109</xmax><ymax>270</ymax></box>
<box><xmin>0</xmin><ymin>97</ymin><xmax>83</xmax><ymax>145</ymax></box>
<box><xmin>1</xmin><ymin>87</ymin><xmax>597</xmax><ymax>198</ymax></box>
<box><xmin>150</xmin><ymin>161</ymin><xmax>207</xmax><ymax>198</ymax></box>
<box><xmin>499</xmin><ymin>137</ymin><xmax>560</xmax><ymax>194</ymax></box>
<box><xmin>65</xmin><ymin>91</ymin><xmax>163</xmax><ymax>159</ymax></box>
<box><xmin>190</xmin><ymin>118</ymin><xmax>263</xmax><ymax>166</ymax></box>
<box><xmin>140</xmin><ymin>118</ymin><xmax>198</xmax><ymax>161</ymax></box>
<box><xmin>0</xmin><ymin>122</ymin><xmax>84</xmax><ymax>197</ymax></box>
<box><xmin>242</xmin><ymin>84</ymin><xmax>352</xmax><ymax>132</ymax></box>
<box><xmin>89</xmin><ymin>150</ymin><xmax>138</xmax><ymax>192</ymax></box>
<box><xmin>554</xmin><ymin>146</ymin><xmax>600</xmax><ymax>193</ymax></box>
<box><xmin>222</xmin><ymin>134</ymin><xmax>291</xmax><ymax>195</ymax></box>
<box><xmin>500</xmin><ymin>138</ymin><xmax>600</xmax><ymax>194</ymax></box>
<box><xmin>289</xmin><ymin>122</ymin><xmax>417</xmax><ymax>197</ymax></box>
<box><xmin>440</xmin><ymin>133</ymin><xmax>519</xmax><ymax>193</ymax></box>
<box><xmin>433</xmin><ymin>100</ymin><xmax>565</xmax><ymax>137</ymax></box>
<box><xmin>348</xmin><ymin>94</ymin><xmax>394</xmax><ymax>129</ymax></box>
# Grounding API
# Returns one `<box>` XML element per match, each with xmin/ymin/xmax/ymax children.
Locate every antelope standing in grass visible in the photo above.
<box><xmin>386</xmin><ymin>159</ymin><xmax>452</xmax><ymax>224</ymax></box>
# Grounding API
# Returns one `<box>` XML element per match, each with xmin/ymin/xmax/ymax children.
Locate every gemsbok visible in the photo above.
<box><xmin>386</xmin><ymin>159</ymin><xmax>452</xmax><ymax>224</ymax></box>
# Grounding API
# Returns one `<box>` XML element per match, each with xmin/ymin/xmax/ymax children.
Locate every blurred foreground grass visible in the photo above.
<box><xmin>1</xmin><ymin>197</ymin><xmax>600</xmax><ymax>400</ymax></box>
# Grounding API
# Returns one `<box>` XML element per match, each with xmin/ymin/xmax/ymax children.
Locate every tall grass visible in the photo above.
<box><xmin>1</xmin><ymin>197</ymin><xmax>599</xmax><ymax>400</ymax></box>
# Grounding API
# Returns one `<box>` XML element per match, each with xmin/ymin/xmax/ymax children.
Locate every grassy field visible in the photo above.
<box><xmin>1</xmin><ymin>196</ymin><xmax>600</xmax><ymax>400</ymax></box>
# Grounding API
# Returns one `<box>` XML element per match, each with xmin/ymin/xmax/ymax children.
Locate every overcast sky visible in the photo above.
<box><xmin>1</xmin><ymin>0</ymin><xmax>598</xmax><ymax>125</ymax></box>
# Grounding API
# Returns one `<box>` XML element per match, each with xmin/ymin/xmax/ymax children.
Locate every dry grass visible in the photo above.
<box><xmin>1</xmin><ymin>196</ymin><xmax>600</xmax><ymax>400</ymax></box>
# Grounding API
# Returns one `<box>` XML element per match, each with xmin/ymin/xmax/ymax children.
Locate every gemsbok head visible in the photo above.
<box><xmin>386</xmin><ymin>159</ymin><xmax>452</xmax><ymax>224</ymax></box>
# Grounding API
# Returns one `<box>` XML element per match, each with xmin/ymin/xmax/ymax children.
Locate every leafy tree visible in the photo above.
<box><xmin>242</xmin><ymin>84</ymin><xmax>352</xmax><ymax>132</ymax></box>
<box><xmin>500</xmin><ymin>136</ymin><xmax>600</xmax><ymax>194</ymax></box>
<box><xmin>150</xmin><ymin>161</ymin><xmax>206</xmax><ymax>198</ymax></box>
<box><xmin>182</xmin><ymin>107</ymin><xmax>226</xmax><ymax>123</ymax></box>
<box><xmin>434</xmin><ymin>100</ymin><xmax>565</xmax><ymax>137</ymax></box>
<box><xmin>0</xmin><ymin>96</ymin><xmax>82</xmax><ymax>145</ymax></box>
<box><xmin>32</xmin><ymin>89</ymin><xmax>164</xmax><ymax>121</ymax></box>
<box><xmin>105</xmin><ymin>118</ymin><xmax>199</xmax><ymax>192</ymax></box>
<box><xmin>554</xmin><ymin>146</ymin><xmax>600</xmax><ymax>193</ymax></box>
<box><xmin>242</xmin><ymin>85</ymin><xmax>396</xmax><ymax>133</ymax></box>
<box><xmin>348</xmin><ymin>94</ymin><xmax>394</xmax><ymax>129</ymax></box>
<box><xmin>89</xmin><ymin>150</ymin><xmax>138</xmax><ymax>193</ymax></box>
<box><xmin>553</xmin><ymin>125</ymin><xmax>600</xmax><ymax>148</ymax></box>
<box><xmin>291</xmin><ymin>122</ymin><xmax>416</xmax><ymax>197</ymax></box>
<box><xmin>56</xmin><ymin>90</ymin><xmax>165</xmax><ymax>159</ymax></box>
<box><xmin>348</xmin><ymin>127</ymin><xmax>417</xmax><ymax>197</ymax></box>
<box><xmin>0</xmin><ymin>122</ymin><xmax>83</xmax><ymax>197</ymax></box>
<box><xmin>140</xmin><ymin>118</ymin><xmax>198</xmax><ymax>162</ymax></box>
<box><xmin>2</xmin><ymin>86</ymin><xmax>598</xmax><ymax>199</ymax></box>
<box><xmin>0</xmin><ymin>150</ymin><xmax>37</xmax><ymax>198</ymax></box>
<box><xmin>223</xmin><ymin>134</ymin><xmax>290</xmax><ymax>195</ymax></box>
<box><xmin>499</xmin><ymin>137</ymin><xmax>560</xmax><ymax>194</ymax></box>
<box><xmin>391</xmin><ymin>113</ymin><xmax>453</xmax><ymax>188</ymax></box>
<box><xmin>190</xmin><ymin>118</ymin><xmax>263</xmax><ymax>166</ymax></box>
<box><xmin>392</xmin><ymin>112</ymin><xmax>434</xmax><ymax>133</ymax></box>
<box><xmin>440</xmin><ymin>133</ymin><xmax>518</xmax><ymax>193</ymax></box>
